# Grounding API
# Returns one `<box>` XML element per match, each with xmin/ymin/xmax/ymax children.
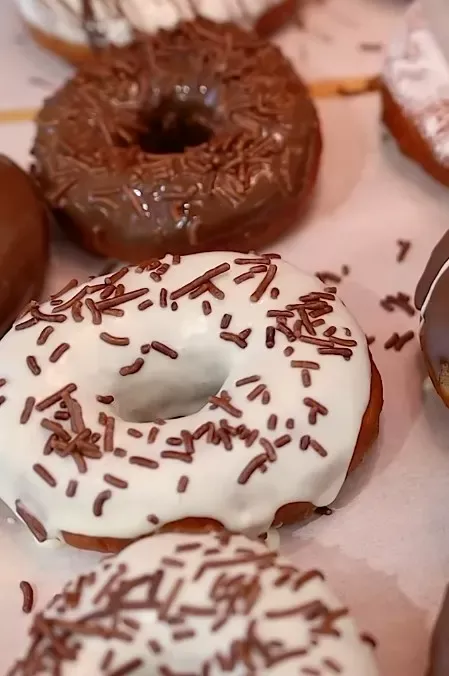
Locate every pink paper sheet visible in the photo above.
<box><xmin>0</xmin><ymin>1</ymin><xmax>447</xmax><ymax>674</ymax></box>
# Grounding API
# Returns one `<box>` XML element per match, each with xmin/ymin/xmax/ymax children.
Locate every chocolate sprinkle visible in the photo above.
<box><xmin>96</xmin><ymin>394</ymin><xmax>114</xmax><ymax>404</ymax></box>
<box><xmin>120</xmin><ymin>358</ymin><xmax>145</xmax><ymax>376</ymax></box>
<box><xmin>177</xmin><ymin>475</ymin><xmax>189</xmax><ymax>493</ymax></box>
<box><xmin>93</xmin><ymin>490</ymin><xmax>112</xmax><ymax>516</ymax></box>
<box><xmin>151</xmin><ymin>342</ymin><xmax>178</xmax><ymax>359</ymax></box>
<box><xmin>26</xmin><ymin>356</ymin><xmax>41</xmax><ymax>376</ymax></box>
<box><xmin>100</xmin><ymin>332</ymin><xmax>130</xmax><ymax>346</ymax></box>
<box><xmin>49</xmin><ymin>343</ymin><xmax>70</xmax><ymax>363</ymax></box>
<box><xmin>37</xmin><ymin>326</ymin><xmax>54</xmax><ymax>346</ymax></box>
<box><xmin>397</xmin><ymin>239</ymin><xmax>411</xmax><ymax>262</ymax></box>
<box><xmin>104</xmin><ymin>474</ymin><xmax>128</xmax><ymax>489</ymax></box>
<box><xmin>238</xmin><ymin>454</ymin><xmax>268</xmax><ymax>484</ymax></box>
<box><xmin>20</xmin><ymin>397</ymin><xmax>35</xmax><ymax>424</ymax></box>
<box><xmin>15</xmin><ymin>500</ymin><xmax>47</xmax><ymax>542</ymax></box>
<box><xmin>66</xmin><ymin>480</ymin><xmax>78</xmax><ymax>498</ymax></box>
<box><xmin>129</xmin><ymin>456</ymin><xmax>159</xmax><ymax>469</ymax></box>
<box><xmin>19</xmin><ymin>581</ymin><xmax>34</xmax><ymax>614</ymax></box>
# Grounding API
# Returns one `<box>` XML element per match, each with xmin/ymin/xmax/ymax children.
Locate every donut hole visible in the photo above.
<box><xmin>114</xmin><ymin>357</ymin><xmax>228</xmax><ymax>423</ymax></box>
<box><xmin>137</xmin><ymin>98</ymin><xmax>214</xmax><ymax>154</ymax></box>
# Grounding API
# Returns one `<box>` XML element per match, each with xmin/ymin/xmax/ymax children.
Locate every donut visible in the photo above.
<box><xmin>415</xmin><ymin>230</ymin><xmax>449</xmax><ymax>405</ymax></box>
<box><xmin>0</xmin><ymin>155</ymin><xmax>49</xmax><ymax>338</ymax></box>
<box><xmin>7</xmin><ymin>531</ymin><xmax>380</xmax><ymax>675</ymax></box>
<box><xmin>18</xmin><ymin>0</ymin><xmax>299</xmax><ymax>65</ymax></box>
<box><xmin>427</xmin><ymin>585</ymin><xmax>449</xmax><ymax>676</ymax></box>
<box><xmin>381</xmin><ymin>1</ymin><xmax>449</xmax><ymax>187</ymax></box>
<box><xmin>31</xmin><ymin>19</ymin><xmax>321</xmax><ymax>263</ymax></box>
<box><xmin>0</xmin><ymin>252</ymin><xmax>382</xmax><ymax>553</ymax></box>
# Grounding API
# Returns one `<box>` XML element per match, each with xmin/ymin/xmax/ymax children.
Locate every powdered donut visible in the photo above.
<box><xmin>17</xmin><ymin>0</ymin><xmax>299</xmax><ymax>65</ymax></box>
<box><xmin>381</xmin><ymin>1</ymin><xmax>449</xmax><ymax>186</ymax></box>
<box><xmin>7</xmin><ymin>531</ymin><xmax>380</xmax><ymax>675</ymax></box>
<box><xmin>32</xmin><ymin>18</ymin><xmax>321</xmax><ymax>262</ymax></box>
<box><xmin>0</xmin><ymin>252</ymin><xmax>382</xmax><ymax>552</ymax></box>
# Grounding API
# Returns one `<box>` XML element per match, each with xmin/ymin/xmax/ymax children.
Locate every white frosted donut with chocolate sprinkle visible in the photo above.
<box><xmin>7</xmin><ymin>531</ymin><xmax>380</xmax><ymax>675</ymax></box>
<box><xmin>0</xmin><ymin>252</ymin><xmax>378</xmax><ymax>550</ymax></box>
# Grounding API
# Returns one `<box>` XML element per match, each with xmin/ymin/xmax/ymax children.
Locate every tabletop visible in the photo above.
<box><xmin>0</xmin><ymin>1</ymin><xmax>448</xmax><ymax>674</ymax></box>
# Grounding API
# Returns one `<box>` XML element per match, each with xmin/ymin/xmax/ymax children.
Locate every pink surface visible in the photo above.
<box><xmin>0</xmin><ymin>1</ymin><xmax>448</xmax><ymax>674</ymax></box>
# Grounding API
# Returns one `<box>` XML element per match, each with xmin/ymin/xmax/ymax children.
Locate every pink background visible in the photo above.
<box><xmin>0</xmin><ymin>1</ymin><xmax>448</xmax><ymax>674</ymax></box>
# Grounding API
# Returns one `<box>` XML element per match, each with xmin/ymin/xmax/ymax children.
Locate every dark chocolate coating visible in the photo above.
<box><xmin>427</xmin><ymin>587</ymin><xmax>449</xmax><ymax>676</ymax></box>
<box><xmin>31</xmin><ymin>18</ymin><xmax>321</xmax><ymax>263</ymax></box>
<box><xmin>0</xmin><ymin>156</ymin><xmax>49</xmax><ymax>336</ymax></box>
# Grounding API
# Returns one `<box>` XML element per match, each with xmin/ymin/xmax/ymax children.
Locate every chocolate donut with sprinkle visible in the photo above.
<box><xmin>32</xmin><ymin>18</ymin><xmax>321</xmax><ymax>262</ymax></box>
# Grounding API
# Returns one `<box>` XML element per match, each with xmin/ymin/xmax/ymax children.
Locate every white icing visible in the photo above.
<box><xmin>9</xmin><ymin>532</ymin><xmax>380</xmax><ymax>674</ymax></box>
<box><xmin>382</xmin><ymin>1</ymin><xmax>449</xmax><ymax>166</ymax></box>
<box><xmin>0</xmin><ymin>252</ymin><xmax>372</xmax><ymax>543</ymax></box>
<box><xmin>17</xmin><ymin>0</ymin><xmax>286</xmax><ymax>47</ymax></box>
<box><xmin>264</xmin><ymin>527</ymin><xmax>281</xmax><ymax>551</ymax></box>
<box><xmin>420</xmin><ymin>256</ymin><xmax>449</xmax><ymax>318</ymax></box>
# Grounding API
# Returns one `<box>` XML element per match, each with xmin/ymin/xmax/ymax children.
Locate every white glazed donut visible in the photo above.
<box><xmin>8</xmin><ymin>531</ymin><xmax>380</xmax><ymax>675</ymax></box>
<box><xmin>0</xmin><ymin>252</ymin><xmax>379</xmax><ymax>551</ymax></box>
<box><xmin>382</xmin><ymin>1</ymin><xmax>449</xmax><ymax>166</ymax></box>
<box><xmin>17</xmin><ymin>0</ymin><xmax>291</xmax><ymax>49</ymax></box>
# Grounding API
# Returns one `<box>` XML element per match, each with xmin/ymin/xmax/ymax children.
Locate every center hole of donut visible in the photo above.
<box><xmin>138</xmin><ymin>98</ymin><xmax>214</xmax><ymax>154</ymax></box>
<box><xmin>115</xmin><ymin>360</ymin><xmax>227</xmax><ymax>423</ymax></box>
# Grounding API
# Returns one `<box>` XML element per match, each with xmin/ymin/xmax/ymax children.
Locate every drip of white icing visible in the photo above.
<box><xmin>382</xmin><ymin>1</ymin><xmax>449</xmax><ymax>166</ymax></box>
<box><xmin>17</xmin><ymin>0</ymin><xmax>286</xmax><ymax>46</ymax></box>
<box><xmin>420</xmin><ymin>256</ymin><xmax>449</xmax><ymax>318</ymax></box>
<box><xmin>9</xmin><ymin>532</ymin><xmax>380</xmax><ymax>675</ymax></box>
<box><xmin>0</xmin><ymin>252</ymin><xmax>372</xmax><ymax>543</ymax></box>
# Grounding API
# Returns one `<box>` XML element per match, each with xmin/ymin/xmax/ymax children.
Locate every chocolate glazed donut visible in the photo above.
<box><xmin>0</xmin><ymin>156</ymin><xmax>49</xmax><ymax>337</ymax></box>
<box><xmin>31</xmin><ymin>19</ymin><xmax>321</xmax><ymax>263</ymax></box>
<box><xmin>415</xmin><ymin>231</ymin><xmax>449</xmax><ymax>405</ymax></box>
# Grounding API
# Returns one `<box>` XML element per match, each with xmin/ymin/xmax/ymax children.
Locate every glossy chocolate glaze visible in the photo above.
<box><xmin>32</xmin><ymin>18</ymin><xmax>321</xmax><ymax>262</ymax></box>
<box><xmin>0</xmin><ymin>156</ymin><xmax>49</xmax><ymax>336</ymax></box>
<box><xmin>427</xmin><ymin>587</ymin><xmax>449</xmax><ymax>676</ymax></box>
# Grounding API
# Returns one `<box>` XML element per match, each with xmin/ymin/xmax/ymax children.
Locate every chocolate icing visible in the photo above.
<box><xmin>427</xmin><ymin>586</ymin><xmax>449</xmax><ymax>676</ymax></box>
<box><xmin>0</xmin><ymin>156</ymin><xmax>49</xmax><ymax>336</ymax></box>
<box><xmin>31</xmin><ymin>18</ymin><xmax>321</xmax><ymax>262</ymax></box>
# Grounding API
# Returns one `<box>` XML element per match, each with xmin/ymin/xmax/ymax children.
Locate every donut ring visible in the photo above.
<box><xmin>8</xmin><ymin>531</ymin><xmax>380</xmax><ymax>675</ymax></box>
<box><xmin>0</xmin><ymin>252</ymin><xmax>382</xmax><ymax>553</ymax></box>
<box><xmin>381</xmin><ymin>2</ymin><xmax>449</xmax><ymax>186</ymax></box>
<box><xmin>0</xmin><ymin>156</ymin><xmax>49</xmax><ymax>338</ymax></box>
<box><xmin>31</xmin><ymin>19</ymin><xmax>321</xmax><ymax>263</ymax></box>
<box><xmin>18</xmin><ymin>0</ymin><xmax>299</xmax><ymax>65</ymax></box>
